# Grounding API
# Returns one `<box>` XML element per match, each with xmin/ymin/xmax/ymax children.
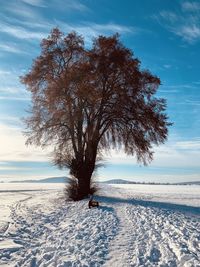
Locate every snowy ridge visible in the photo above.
<box><xmin>0</xmin><ymin>185</ymin><xmax>199</xmax><ymax>266</ymax></box>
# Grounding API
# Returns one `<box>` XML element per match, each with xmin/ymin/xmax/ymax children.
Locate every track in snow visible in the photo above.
<box><xmin>0</xmin><ymin>190</ymin><xmax>118</xmax><ymax>267</ymax></box>
<box><xmin>0</xmin><ymin>185</ymin><xmax>199</xmax><ymax>267</ymax></box>
<box><xmin>102</xmin><ymin>189</ymin><xmax>200</xmax><ymax>267</ymax></box>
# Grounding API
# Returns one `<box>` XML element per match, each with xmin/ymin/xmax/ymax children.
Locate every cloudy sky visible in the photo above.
<box><xmin>0</xmin><ymin>0</ymin><xmax>200</xmax><ymax>182</ymax></box>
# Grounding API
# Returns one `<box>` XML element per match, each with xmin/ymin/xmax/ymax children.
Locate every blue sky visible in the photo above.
<box><xmin>0</xmin><ymin>0</ymin><xmax>200</xmax><ymax>182</ymax></box>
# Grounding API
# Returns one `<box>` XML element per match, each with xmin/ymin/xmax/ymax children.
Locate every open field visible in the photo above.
<box><xmin>0</xmin><ymin>183</ymin><xmax>199</xmax><ymax>266</ymax></box>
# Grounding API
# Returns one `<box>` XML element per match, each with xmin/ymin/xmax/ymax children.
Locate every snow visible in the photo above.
<box><xmin>111</xmin><ymin>184</ymin><xmax>200</xmax><ymax>207</ymax></box>
<box><xmin>0</xmin><ymin>183</ymin><xmax>199</xmax><ymax>266</ymax></box>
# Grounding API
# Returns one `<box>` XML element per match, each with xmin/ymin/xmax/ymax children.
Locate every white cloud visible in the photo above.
<box><xmin>104</xmin><ymin>139</ymin><xmax>200</xmax><ymax>169</ymax></box>
<box><xmin>164</xmin><ymin>84</ymin><xmax>198</xmax><ymax>89</ymax></box>
<box><xmin>150</xmin><ymin>141</ymin><xmax>200</xmax><ymax>168</ymax></box>
<box><xmin>0</xmin><ymin>96</ymin><xmax>30</xmax><ymax>101</ymax></box>
<box><xmin>0</xmin><ymin>71</ymin><xmax>30</xmax><ymax>100</ymax></box>
<box><xmin>159</xmin><ymin>11</ymin><xmax>178</xmax><ymax>23</ymax></box>
<box><xmin>0</xmin><ymin>8</ymin><xmax>51</xmax><ymax>31</ymax></box>
<box><xmin>90</xmin><ymin>23</ymin><xmax>133</xmax><ymax>33</ymax></box>
<box><xmin>21</xmin><ymin>0</ymin><xmax>46</xmax><ymax>8</ymax></box>
<box><xmin>0</xmin><ymin>22</ymin><xmax>47</xmax><ymax>40</ymax></box>
<box><xmin>0</xmin><ymin>67</ymin><xmax>33</xmax><ymax>106</ymax></box>
<box><xmin>0</xmin><ymin>115</ymin><xmax>21</xmax><ymax>122</ymax></box>
<box><xmin>56</xmin><ymin>21</ymin><xmax>135</xmax><ymax>45</ymax></box>
<box><xmin>154</xmin><ymin>7</ymin><xmax>200</xmax><ymax>43</ymax></box>
<box><xmin>0</xmin><ymin>43</ymin><xmax>24</xmax><ymax>54</ymax></box>
<box><xmin>193</xmin><ymin>81</ymin><xmax>200</xmax><ymax>85</ymax></box>
<box><xmin>103</xmin><ymin>149</ymin><xmax>136</xmax><ymax>165</ymax></box>
<box><xmin>163</xmin><ymin>64</ymin><xmax>171</xmax><ymax>69</ymax></box>
<box><xmin>22</xmin><ymin>0</ymin><xmax>90</xmax><ymax>12</ymax></box>
<box><xmin>176</xmin><ymin>24</ymin><xmax>200</xmax><ymax>43</ymax></box>
<box><xmin>185</xmin><ymin>100</ymin><xmax>200</xmax><ymax>106</ymax></box>
<box><xmin>0</xmin><ymin>122</ymin><xmax>66</xmax><ymax>179</ymax></box>
<box><xmin>0</xmin><ymin>165</ymin><xmax>30</xmax><ymax>171</ymax></box>
<box><xmin>0</xmin><ymin>0</ymin><xmax>133</xmax><ymax>45</ymax></box>
<box><xmin>20</xmin><ymin>19</ymin><xmax>52</xmax><ymax>30</ymax></box>
<box><xmin>61</xmin><ymin>0</ymin><xmax>90</xmax><ymax>12</ymax></box>
<box><xmin>0</xmin><ymin>123</ymin><xmax>51</xmax><ymax>162</ymax></box>
<box><xmin>79</xmin><ymin>23</ymin><xmax>133</xmax><ymax>44</ymax></box>
<box><xmin>5</xmin><ymin>2</ymin><xmax>42</xmax><ymax>19</ymax></box>
<box><xmin>159</xmin><ymin>90</ymin><xmax>179</xmax><ymax>93</ymax></box>
<box><xmin>0</xmin><ymin>70</ymin><xmax>11</xmax><ymax>75</ymax></box>
<box><xmin>182</xmin><ymin>1</ymin><xmax>200</xmax><ymax>12</ymax></box>
<box><xmin>0</xmin><ymin>18</ymin><xmax>133</xmax><ymax>43</ymax></box>
<box><xmin>0</xmin><ymin>86</ymin><xmax>23</xmax><ymax>94</ymax></box>
<box><xmin>175</xmin><ymin>140</ymin><xmax>200</xmax><ymax>149</ymax></box>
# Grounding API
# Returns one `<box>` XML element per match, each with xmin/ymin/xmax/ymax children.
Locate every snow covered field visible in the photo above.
<box><xmin>0</xmin><ymin>183</ymin><xmax>199</xmax><ymax>266</ymax></box>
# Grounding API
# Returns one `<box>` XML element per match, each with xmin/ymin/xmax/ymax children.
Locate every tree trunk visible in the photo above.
<box><xmin>74</xmin><ymin>162</ymin><xmax>94</xmax><ymax>200</ymax></box>
<box><xmin>77</xmin><ymin>173</ymin><xmax>91</xmax><ymax>199</ymax></box>
<box><xmin>69</xmin><ymin>158</ymin><xmax>96</xmax><ymax>200</ymax></box>
<box><xmin>69</xmin><ymin>140</ymin><xmax>98</xmax><ymax>200</ymax></box>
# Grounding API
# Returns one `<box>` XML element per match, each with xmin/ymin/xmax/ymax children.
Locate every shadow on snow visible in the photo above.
<box><xmin>96</xmin><ymin>195</ymin><xmax>200</xmax><ymax>215</ymax></box>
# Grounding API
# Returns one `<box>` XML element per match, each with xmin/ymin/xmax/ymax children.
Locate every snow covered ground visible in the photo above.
<box><xmin>0</xmin><ymin>183</ymin><xmax>199</xmax><ymax>267</ymax></box>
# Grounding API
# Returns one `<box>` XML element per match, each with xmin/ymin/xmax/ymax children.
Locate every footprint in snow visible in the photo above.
<box><xmin>148</xmin><ymin>247</ymin><xmax>161</xmax><ymax>263</ymax></box>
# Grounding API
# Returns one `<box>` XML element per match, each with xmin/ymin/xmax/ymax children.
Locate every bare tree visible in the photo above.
<box><xmin>21</xmin><ymin>28</ymin><xmax>171</xmax><ymax>200</ymax></box>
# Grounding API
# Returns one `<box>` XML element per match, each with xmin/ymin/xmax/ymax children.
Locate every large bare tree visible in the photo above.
<box><xmin>21</xmin><ymin>28</ymin><xmax>171</xmax><ymax>200</ymax></box>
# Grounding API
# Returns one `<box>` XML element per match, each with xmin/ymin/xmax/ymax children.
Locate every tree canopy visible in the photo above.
<box><xmin>21</xmin><ymin>28</ymin><xmax>171</xmax><ymax>200</ymax></box>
